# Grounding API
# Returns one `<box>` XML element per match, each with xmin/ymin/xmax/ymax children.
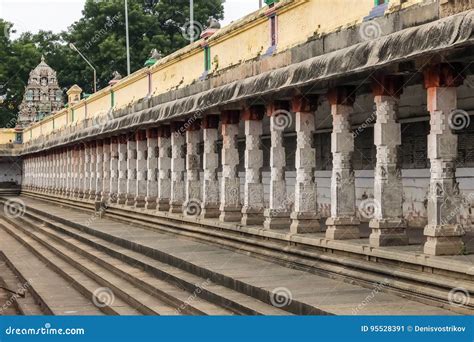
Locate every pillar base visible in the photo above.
<box><xmin>125</xmin><ymin>195</ymin><xmax>136</xmax><ymax>207</ymax></box>
<box><xmin>108</xmin><ymin>193</ymin><xmax>118</xmax><ymax>204</ymax></box>
<box><xmin>201</xmin><ymin>205</ymin><xmax>220</xmax><ymax>219</ymax></box>
<box><xmin>290</xmin><ymin>212</ymin><xmax>321</xmax><ymax>234</ymax></box>
<box><xmin>157</xmin><ymin>200</ymin><xmax>170</xmax><ymax>212</ymax></box>
<box><xmin>263</xmin><ymin>209</ymin><xmax>291</xmax><ymax>230</ymax></box>
<box><xmin>94</xmin><ymin>192</ymin><xmax>103</xmax><ymax>202</ymax></box>
<box><xmin>117</xmin><ymin>193</ymin><xmax>127</xmax><ymax>205</ymax></box>
<box><xmin>169</xmin><ymin>202</ymin><xmax>183</xmax><ymax>214</ymax></box>
<box><xmin>101</xmin><ymin>192</ymin><xmax>110</xmax><ymax>203</ymax></box>
<box><xmin>423</xmin><ymin>224</ymin><xmax>465</xmax><ymax>256</ymax></box>
<box><xmin>135</xmin><ymin>195</ymin><xmax>146</xmax><ymax>208</ymax></box>
<box><xmin>145</xmin><ymin>197</ymin><xmax>157</xmax><ymax>210</ymax></box>
<box><xmin>219</xmin><ymin>207</ymin><xmax>242</xmax><ymax>222</ymax></box>
<box><xmin>369</xmin><ymin>218</ymin><xmax>408</xmax><ymax>247</ymax></box>
<box><xmin>88</xmin><ymin>191</ymin><xmax>96</xmax><ymax>201</ymax></box>
<box><xmin>325</xmin><ymin>217</ymin><xmax>360</xmax><ymax>240</ymax></box>
<box><xmin>241</xmin><ymin>207</ymin><xmax>264</xmax><ymax>226</ymax></box>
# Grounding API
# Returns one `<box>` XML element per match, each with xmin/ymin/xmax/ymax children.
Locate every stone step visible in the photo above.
<box><xmin>16</xmin><ymin>215</ymin><xmax>238</xmax><ymax>316</ymax></box>
<box><xmin>0</xmin><ymin>219</ymin><xmax>143</xmax><ymax>316</ymax></box>
<box><xmin>13</xmin><ymin>194</ymin><xmax>464</xmax><ymax>315</ymax></box>
<box><xmin>0</xmin><ymin>219</ymin><xmax>105</xmax><ymax>315</ymax></box>
<box><xmin>0</xmin><ymin>252</ymin><xmax>45</xmax><ymax>315</ymax></box>
<box><xmin>17</xmin><ymin>204</ymin><xmax>291</xmax><ymax>315</ymax></box>
<box><xmin>103</xmin><ymin>204</ymin><xmax>474</xmax><ymax>312</ymax></box>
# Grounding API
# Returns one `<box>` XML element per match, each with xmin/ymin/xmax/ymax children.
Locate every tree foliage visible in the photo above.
<box><xmin>0</xmin><ymin>0</ymin><xmax>224</xmax><ymax>127</ymax></box>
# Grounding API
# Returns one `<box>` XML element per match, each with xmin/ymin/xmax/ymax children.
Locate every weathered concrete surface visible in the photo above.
<box><xmin>10</xmin><ymin>196</ymin><xmax>461</xmax><ymax>315</ymax></box>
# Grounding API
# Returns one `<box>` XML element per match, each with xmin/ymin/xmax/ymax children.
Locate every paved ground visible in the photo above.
<box><xmin>12</xmin><ymin>196</ymin><xmax>458</xmax><ymax>315</ymax></box>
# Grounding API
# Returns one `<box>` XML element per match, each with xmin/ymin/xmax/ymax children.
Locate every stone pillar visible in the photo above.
<box><xmin>95</xmin><ymin>140</ymin><xmax>104</xmax><ymax>201</ymax></box>
<box><xmin>109</xmin><ymin>137</ymin><xmax>119</xmax><ymax>203</ymax></box>
<box><xmin>135</xmin><ymin>130</ymin><xmax>148</xmax><ymax>208</ymax></box>
<box><xmin>117</xmin><ymin>134</ymin><xmax>129</xmax><ymax>205</ymax></box>
<box><xmin>145</xmin><ymin>128</ymin><xmax>159</xmax><ymax>209</ymax></box>
<box><xmin>169</xmin><ymin>122</ymin><xmax>186</xmax><ymax>213</ymax></box>
<box><xmin>78</xmin><ymin>145</ymin><xmax>85</xmax><ymax>198</ymax></box>
<box><xmin>88</xmin><ymin>142</ymin><xmax>97</xmax><ymax>200</ymax></box>
<box><xmin>184</xmin><ymin>120</ymin><xmax>202</xmax><ymax>215</ymax></box>
<box><xmin>45</xmin><ymin>154</ymin><xmax>50</xmax><ymax>193</ymax></box>
<box><xmin>72</xmin><ymin>146</ymin><xmax>79</xmax><ymax>197</ymax></box>
<box><xmin>423</xmin><ymin>64</ymin><xmax>465</xmax><ymax>256</ymax></box>
<box><xmin>101</xmin><ymin>138</ymin><xmax>111</xmax><ymax>202</ymax></box>
<box><xmin>219</xmin><ymin>110</ymin><xmax>242</xmax><ymax>222</ymax></box>
<box><xmin>201</xmin><ymin>115</ymin><xmax>220</xmax><ymax>218</ymax></box>
<box><xmin>126</xmin><ymin>135</ymin><xmax>137</xmax><ymax>206</ymax></box>
<box><xmin>369</xmin><ymin>75</ymin><xmax>408</xmax><ymax>247</ymax></box>
<box><xmin>66</xmin><ymin>148</ymin><xmax>72</xmax><ymax>196</ymax></box>
<box><xmin>241</xmin><ymin>106</ymin><xmax>265</xmax><ymax>225</ymax></box>
<box><xmin>264</xmin><ymin>101</ymin><xmax>291</xmax><ymax>230</ymax></box>
<box><xmin>157</xmin><ymin>126</ymin><xmax>172</xmax><ymax>211</ymax></box>
<box><xmin>290</xmin><ymin>96</ymin><xmax>321</xmax><ymax>233</ymax></box>
<box><xmin>83</xmin><ymin>142</ymin><xmax>92</xmax><ymax>199</ymax></box>
<box><xmin>325</xmin><ymin>87</ymin><xmax>360</xmax><ymax>240</ymax></box>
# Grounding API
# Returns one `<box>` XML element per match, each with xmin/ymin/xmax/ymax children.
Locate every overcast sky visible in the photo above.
<box><xmin>0</xmin><ymin>0</ymin><xmax>260</xmax><ymax>39</ymax></box>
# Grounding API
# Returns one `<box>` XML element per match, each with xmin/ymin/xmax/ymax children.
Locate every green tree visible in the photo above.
<box><xmin>0</xmin><ymin>0</ymin><xmax>224</xmax><ymax>127</ymax></box>
<box><xmin>64</xmin><ymin>0</ymin><xmax>224</xmax><ymax>93</ymax></box>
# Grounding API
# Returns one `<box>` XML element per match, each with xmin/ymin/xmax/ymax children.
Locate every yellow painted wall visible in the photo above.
<box><xmin>114</xmin><ymin>74</ymin><xmax>149</xmax><ymax>108</ymax></box>
<box><xmin>0</xmin><ymin>129</ymin><xmax>17</xmax><ymax>144</ymax></box>
<box><xmin>16</xmin><ymin>0</ymin><xmax>425</xmax><ymax>147</ymax></box>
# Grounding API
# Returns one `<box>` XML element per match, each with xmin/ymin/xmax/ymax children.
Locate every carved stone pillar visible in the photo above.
<box><xmin>201</xmin><ymin>115</ymin><xmax>220</xmax><ymax>218</ymax></box>
<box><xmin>157</xmin><ymin>126</ymin><xmax>172</xmax><ymax>211</ymax></box>
<box><xmin>325</xmin><ymin>87</ymin><xmax>360</xmax><ymax>240</ymax></box>
<box><xmin>61</xmin><ymin>149</ymin><xmax>67</xmax><ymax>196</ymax></box>
<box><xmin>169</xmin><ymin>122</ymin><xmax>186</xmax><ymax>213</ymax></box>
<box><xmin>83</xmin><ymin>143</ymin><xmax>92</xmax><ymax>199</ymax></box>
<box><xmin>66</xmin><ymin>147</ymin><xmax>72</xmax><ymax>196</ymax></box>
<box><xmin>135</xmin><ymin>130</ymin><xmax>148</xmax><ymax>208</ymax></box>
<box><xmin>101</xmin><ymin>138</ymin><xmax>111</xmax><ymax>202</ymax></box>
<box><xmin>88</xmin><ymin>142</ymin><xmax>97</xmax><ymax>200</ymax></box>
<box><xmin>264</xmin><ymin>102</ymin><xmax>291</xmax><ymax>230</ymax></box>
<box><xmin>369</xmin><ymin>75</ymin><xmax>408</xmax><ymax>247</ymax></box>
<box><xmin>219</xmin><ymin>111</ymin><xmax>242</xmax><ymax>222</ymax></box>
<box><xmin>45</xmin><ymin>153</ymin><xmax>51</xmax><ymax>193</ymax></box>
<box><xmin>145</xmin><ymin>128</ymin><xmax>159</xmax><ymax>210</ymax></box>
<box><xmin>423</xmin><ymin>64</ymin><xmax>465</xmax><ymax>256</ymax></box>
<box><xmin>126</xmin><ymin>135</ymin><xmax>137</xmax><ymax>206</ymax></box>
<box><xmin>94</xmin><ymin>140</ymin><xmax>104</xmax><ymax>201</ymax></box>
<box><xmin>78</xmin><ymin>145</ymin><xmax>85</xmax><ymax>198</ymax></box>
<box><xmin>241</xmin><ymin>106</ymin><xmax>265</xmax><ymax>225</ymax></box>
<box><xmin>71</xmin><ymin>147</ymin><xmax>79</xmax><ymax>197</ymax></box>
<box><xmin>184</xmin><ymin>120</ymin><xmax>202</xmax><ymax>215</ymax></box>
<box><xmin>290</xmin><ymin>96</ymin><xmax>321</xmax><ymax>233</ymax></box>
<box><xmin>109</xmin><ymin>137</ymin><xmax>119</xmax><ymax>203</ymax></box>
<box><xmin>117</xmin><ymin>135</ymin><xmax>129</xmax><ymax>205</ymax></box>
